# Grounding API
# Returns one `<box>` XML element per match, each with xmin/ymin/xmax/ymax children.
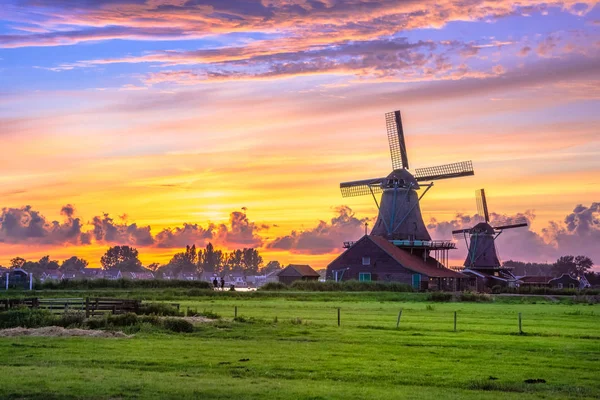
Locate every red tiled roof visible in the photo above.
<box><xmin>369</xmin><ymin>236</ymin><xmax>466</xmax><ymax>278</ymax></box>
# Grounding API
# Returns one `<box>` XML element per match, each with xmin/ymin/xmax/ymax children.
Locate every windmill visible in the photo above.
<box><xmin>340</xmin><ymin>110</ymin><xmax>475</xmax><ymax>242</ymax></box>
<box><xmin>452</xmin><ymin>189</ymin><xmax>528</xmax><ymax>272</ymax></box>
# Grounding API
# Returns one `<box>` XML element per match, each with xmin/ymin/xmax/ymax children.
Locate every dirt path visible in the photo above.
<box><xmin>0</xmin><ymin>326</ymin><xmax>130</xmax><ymax>338</ymax></box>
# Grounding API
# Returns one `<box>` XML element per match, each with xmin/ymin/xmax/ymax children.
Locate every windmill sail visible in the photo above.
<box><xmin>414</xmin><ymin>161</ymin><xmax>474</xmax><ymax>182</ymax></box>
<box><xmin>476</xmin><ymin>189</ymin><xmax>490</xmax><ymax>223</ymax></box>
<box><xmin>386</xmin><ymin>111</ymin><xmax>409</xmax><ymax>170</ymax></box>
<box><xmin>340</xmin><ymin>177</ymin><xmax>385</xmax><ymax>197</ymax></box>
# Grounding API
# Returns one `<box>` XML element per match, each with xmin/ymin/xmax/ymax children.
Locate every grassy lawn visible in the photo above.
<box><xmin>0</xmin><ymin>294</ymin><xmax>599</xmax><ymax>399</ymax></box>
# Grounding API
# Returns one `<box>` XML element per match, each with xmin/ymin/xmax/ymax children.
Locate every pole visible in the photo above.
<box><xmin>337</xmin><ymin>307</ymin><xmax>341</xmax><ymax>327</ymax></box>
<box><xmin>454</xmin><ymin>311</ymin><xmax>457</xmax><ymax>332</ymax></box>
<box><xmin>5</xmin><ymin>272</ymin><xmax>8</xmax><ymax>290</ymax></box>
<box><xmin>519</xmin><ymin>313</ymin><xmax>522</xmax><ymax>334</ymax></box>
<box><xmin>396</xmin><ymin>309</ymin><xmax>403</xmax><ymax>328</ymax></box>
<box><xmin>29</xmin><ymin>273</ymin><xmax>33</xmax><ymax>291</ymax></box>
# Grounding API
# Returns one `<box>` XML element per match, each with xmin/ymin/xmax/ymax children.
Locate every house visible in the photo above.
<box><xmin>61</xmin><ymin>272</ymin><xmax>79</xmax><ymax>281</ymax></box>
<box><xmin>80</xmin><ymin>268</ymin><xmax>103</xmax><ymax>279</ymax></box>
<box><xmin>247</xmin><ymin>270</ymin><xmax>280</xmax><ymax>287</ymax></box>
<box><xmin>549</xmin><ymin>274</ymin><xmax>580</xmax><ymax>290</ymax></box>
<box><xmin>278</xmin><ymin>264</ymin><xmax>320</xmax><ymax>286</ymax></box>
<box><xmin>517</xmin><ymin>275</ymin><xmax>553</xmax><ymax>289</ymax></box>
<box><xmin>103</xmin><ymin>269</ymin><xmax>122</xmax><ymax>280</ymax></box>
<box><xmin>124</xmin><ymin>271</ymin><xmax>155</xmax><ymax>280</ymax></box>
<box><xmin>326</xmin><ymin>235</ymin><xmax>467</xmax><ymax>291</ymax></box>
<box><xmin>200</xmin><ymin>271</ymin><xmax>218</xmax><ymax>283</ymax></box>
<box><xmin>41</xmin><ymin>269</ymin><xmax>62</xmax><ymax>282</ymax></box>
<box><xmin>177</xmin><ymin>272</ymin><xmax>200</xmax><ymax>281</ymax></box>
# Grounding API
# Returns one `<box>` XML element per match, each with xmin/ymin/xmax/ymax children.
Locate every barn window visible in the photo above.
<box><xmin>558</xmin><ymin>283</ymin><xmax>563</xmax><ymax>289</ymax></box>
<box><xmin>362</xmin><ymin>257</ymin><xmax>370</xmax><ymax>266</ymax></box>
<box><xmin>359</xmin><ymin>272</ymin><xmax>371</xmax><ymax>282</ymax></box>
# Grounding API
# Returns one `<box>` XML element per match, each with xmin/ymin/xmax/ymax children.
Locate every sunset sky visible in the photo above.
<box><xmin>1</xmin><ymin>1</ymin><xmax>599</xmax><ymax>269</ymax></box>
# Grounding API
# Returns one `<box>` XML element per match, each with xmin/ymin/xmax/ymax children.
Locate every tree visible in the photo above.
<box><xmin>10</xmin><ymin>257</ymin><xmax>26</xmax><ymax>269</ymax></box>
<box><xmin>242</xmin><ymin>248</ymin><xmax>263</xmax><ymax>275</ymax></box>
<box><xmin>100</xmin><ymin>246</ymin><xmax>142</xmax><ymax>272</ymax></box>
<box><xmin>60</xmin><ymin>256</ymin><xmax>88</xmax><ymax>273</ymax></box>
<box><xmin>261</xmin><ymin>260</ymin><xmax>281</xmax><ymax>274</ymax></box>
<box><xmin>552</xmin><ymin>255</ymin><xmax>594</xmax><ymax>276</ymax></box>
<box><xmin>147</xmin><ymin>263</ymin><xmax>160</xmax><ymax>273</ymax></box>
<box><xmin>202</xmin><ymin>243</ymin><xmax>224</xmax><ymax>273</ymax></box>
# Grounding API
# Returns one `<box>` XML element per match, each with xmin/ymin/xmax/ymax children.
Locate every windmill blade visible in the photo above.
<box><xmin>476</xmin><ymin>189</ymin><xmax>490</xmax><ymax>223</ymax></box>
<box><xmin>493</xmin><ymin>222</ymin><xmax>528</xmax><ymax>231</ymax></box>
<box><xmin>451</xmin><ymin>228</ymin><xmax>472</xmax><ymax>235</ymax></box>
<box><xmin>414</xmin><ymin>161</ymin><xmax>474</xmax><ymax>182</ymax></box>
<box><xmin>386</xmin><ymin>110</ymin><xmax>409</xmax><ymax>170</ymax></box>
<box><xmin>340</xmin><ymin>177</ymin><xmax>385</xmax><ymax>197</ymax></box>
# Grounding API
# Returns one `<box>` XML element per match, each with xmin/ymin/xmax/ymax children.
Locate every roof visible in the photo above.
<box><xmin>369</xmin><ymin>236</ymin><xmax>466</xmax><ymax>278</ymax></box>
<box><xmin>278</xmin><ymin>264</ymin><xmax>320</xmax><ymax>277</ymax></box>
<box><xmin>549</xmin><ymin>274</ymin><xmax>579</xmax><ymax>283</ymax></box>
<box><xmin>519</xmin><ymin>276</ymin><xmax>553</xmax><ymax>284</ymax></box>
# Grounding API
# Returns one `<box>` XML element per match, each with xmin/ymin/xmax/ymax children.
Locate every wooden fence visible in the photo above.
<box><xmin>0</xmin><ymin>297</ymin><xmax>140</xmax><ymax>317</ymax></box>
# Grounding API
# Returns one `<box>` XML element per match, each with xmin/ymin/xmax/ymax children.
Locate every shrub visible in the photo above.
<box><xmin>262</xmin><ymin>280</ymin><xmax>414</xmax><ymax>292</ymax></box>
<box><xmin>260</xmin><ymin>282</ymin><xmax>288</xmax><ymax>291</ymax></box>
<box><xmin>106</xmin><ymin>313</ymin><xmax>139</xmax><ymax>327</ymax></box>
<box><xmin>458</xmin><ymin>292</ymin><xmax>492</xmax><ymax>302</ymax></box>
<box><xmin>427</xmin><ymin>292</ymin><xmax>453</xmax><ymax>302</ymax></box>
<box><xmin>138</xmin><ymin>303</ymin><xmax>182</xmax><ymax>316</ymax></box>
<box><xmin>162</xmin><ymin>318</ymin><xmax>194</xmax><ymax>333</ymax></box>
<box><xmin>57</xmin><ymin>311</ymin><xmax>86</xmax><ymax>328</ymax></box>
<box><xmin>198</xmin><ymin>310</ymin><xmax>221</xmax><ymax>319</ymax></box>
<box><xmin>0</xmin><ymin>308</ymin><xmax>56</xmax><ymax>329</ymax></box>
<box><xmin>35</xmin><ymin>278</ymin><xmax>211</xmax><ymax>291</ymax></box>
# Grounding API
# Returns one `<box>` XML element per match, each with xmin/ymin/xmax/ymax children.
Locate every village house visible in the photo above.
<box><xmin>326</xmin><ymin>235</ymin><xmax>468</xmax><ymax>291</ymax></box>
<box><xmin>277</xmin><ymin>264</ymin><xmax>320</xmax><ymax>286</ymax></box>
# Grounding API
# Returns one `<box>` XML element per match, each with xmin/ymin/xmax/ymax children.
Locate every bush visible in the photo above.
<box><xmin>260</xmin><ymin>282</ymin><xmax>288</xmax><ymax>291</ymax></box>
<box><xmin>0</xmin><ymin>308</ymin><xmax>56</xmax><ymax>329</ymax></box>
<box><xmin>106</xmin><ymin>312</ymin><xmax>139</xmax><ymax>327</ymax></box>
<box><xmin>35</xmin><ymin>278</ymin><xmax>211</xmax><ymax>291</ymax></box>
<box><xmin>261</xmin><ymin>280</ymin><xmax>413</xmax><ymax>292</ymax></box>
<box><xmin>162</xmin><ymin>318</ymin><xmax>194</xmax><ymax>333</ymax></box>
<box><xmin>198</xmin><ymin>310</ymin><xmax>221</xmax><ymax>319</ymax></box>
<box><xmin>458</xmin><ymin>292</ymin><xmax>492</xmax><ymax>302</ymax></box>
<box><xmin>138</xmin><ymin>303</ymin><xmax>182</xmax><ymax>316</ymax></box>
<box><xmin>57</xmin><ymin>311</ymin><xmax>86</xmax><ymax>328</ymax></box>
<box><xmin>427</xmin><ymin>292</ymin><xmax>453</xmax><ymax>302</ymax></box>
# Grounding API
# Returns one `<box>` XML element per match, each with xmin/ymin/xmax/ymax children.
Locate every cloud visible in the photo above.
<box><xmin>0</xmin><ymin>204</ymin><xmax>266</xmax><ymax>250</ymax></box>
<box><xmin>428</xmin><ymin>203</ymin><xmax>600</xmax><ymax>264</ymax></box>
<box><xmin>268</xmin><ymin>206</ymin><xmax>368</xmax><ymax>255</ymax></box>
<box><xmin>0</xmin><ymin>204</ymin><xmax>85</xmax><ymax>245</ymax></box>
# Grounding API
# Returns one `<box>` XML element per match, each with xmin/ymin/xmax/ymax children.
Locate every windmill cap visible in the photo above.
<box><xmin>472</xmin><ymin>222</ymin><xmax>495</xmax><ymax>234</ymax></box>
<box><xmin>384</xmin><ymin>169</ymin><xmax>420</xmax><ymax>189</ymax></box>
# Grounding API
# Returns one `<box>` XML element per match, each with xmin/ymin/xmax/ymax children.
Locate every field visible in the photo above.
<box><xmin>0</xmin><ymin>292</ymin><xmax>599</xmax><ymax>399</ymax></box>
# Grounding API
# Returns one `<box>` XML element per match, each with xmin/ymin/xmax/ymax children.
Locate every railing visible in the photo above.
<box><xmin>0</xmin><ymin>297</ymin><xmax>141</xmax><ymax>316</ymax></box>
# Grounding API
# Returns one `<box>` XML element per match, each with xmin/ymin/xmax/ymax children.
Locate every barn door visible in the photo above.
<box><xmin>412</xmin><ymin>274</ymin><xmax>421</xmax><ymax>290</ymax></box>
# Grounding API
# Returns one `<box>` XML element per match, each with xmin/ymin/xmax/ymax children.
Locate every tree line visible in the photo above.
<box><xmin>504</xmin><ymin>255</ymin><xmax>597</xmax><ymax>283</ymax></box>
<box><xmin>3</xmin><ymin>243</ymin><xmax>282</xmax><ymax>277</ymax></box>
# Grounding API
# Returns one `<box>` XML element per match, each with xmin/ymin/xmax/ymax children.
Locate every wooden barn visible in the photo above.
<box><xmin>326</xmin><ymin>235</ymin><xmax>467</xmax><ymax>291</ymax></box>
<box><xmin>277</xmin><ymin>265</ymin><xmax>320</xmax><ymax>286</ymax></box>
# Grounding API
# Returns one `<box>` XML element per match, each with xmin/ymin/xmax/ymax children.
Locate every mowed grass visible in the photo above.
<box><xmin>0</xmin><ymin>295</ymin><xmax>599</xmax><ymax>399</ymax></box>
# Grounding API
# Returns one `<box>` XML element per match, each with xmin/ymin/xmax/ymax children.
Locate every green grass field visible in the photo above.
<box><xmin>0</xmin><ymin>293</ymin><xmax>599</xmax><ymax>399</ymax></box>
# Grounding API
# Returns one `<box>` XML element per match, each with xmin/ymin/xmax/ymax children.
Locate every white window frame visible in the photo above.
<box><xmin>359</xmin><ymin>272</ymin><xmax>371</xmax><ymax>282</ymax></box>
<box><xmin>362</xmin><ymin>256</ymin><xmax>370</xmax><ymax>266</ymax></box>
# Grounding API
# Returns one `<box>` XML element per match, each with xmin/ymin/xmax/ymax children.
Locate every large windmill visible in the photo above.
<box><xmin>340</xmin><ymin>110</ymin><xmax>474</xmax><ymax>242</ymax></box>
<box><xmin>452</xmin><ymin>189</ymin><xmax>528</xmax><ymax>286</ymax></box>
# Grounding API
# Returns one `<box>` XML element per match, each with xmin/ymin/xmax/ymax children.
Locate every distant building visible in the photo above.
<box><xmin>549</xmin><ymin>274</ymin><xmax>580</xmax><ymax>290</ymax></box>
<box><xmin>80</xmin><ymin>268</ymin><xmax>103</xmax><ymax>279</ymax></box>
<box><xmin>124</xmin><ymin>271</ymin><xmax>155</xmax><ymax>280</ymax></box>
<box><xmin>41</xmin><ymin>270</ymin><xmax>62</xmax><ymax>282</ymax></box>
<box><xmin>103</xmin><ymin>269</ymin><xmax>122</xmax><ymax>280</ymax></box>
<box><xmin>517</xmin><ymin>276</ymin><xmax>553</xmax><ymax>289</ymax></box>
<box><xmin>177</xmin><ymin>272</ymin><xmax>200</xmax><ymax>281</ymax></box>
<box><xmin>326</xmin><ymin>235</ymin><xmax>467</xmax><ymax>291</ymax></box>
<box><xmin>277</xmin><ymin>264</ymin><xmax>320</xmax><ymax>286</ymax></box>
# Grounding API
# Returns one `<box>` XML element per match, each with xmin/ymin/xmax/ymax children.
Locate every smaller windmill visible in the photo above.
<box><xmin>452</xmin><ymin>189</ymin><xmax>527</xmax><ymax>286</ymax></box>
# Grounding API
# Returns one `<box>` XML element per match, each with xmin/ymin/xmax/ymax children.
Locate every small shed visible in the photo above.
<box><xmin>277</xmin><ymin>264</ymin><xmax>320</xmax><ymax>286</ymax></box>
<box><xmin>549</xmin><ymin>274</ymin><xmax>579</xmax><ymax>290</ymax></box>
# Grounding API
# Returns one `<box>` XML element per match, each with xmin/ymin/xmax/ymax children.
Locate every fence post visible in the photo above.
<box><xmin>5</xmin><ymin>272</ymin><xmax>8</xmax><ymax>290</ymax></box>
<box><xmin>337</xmin><ymin>307</ymin><xmax>341</xmax><ymax>327</ymax></box>
<box><xmin>454</xmin><ymin>311</ymin><xmax>457</xmax><ymax>332</ymax></box>
<box><xmin>396</xmin><ymin>309</ymin><xmax>403</xmax><ymax>328</ymax></box>
<box><xmin>235</xmin><ymin>306</ymin><xmax>238</xmax><ymax>319</ymax></box>
<box><xmin>519</xmin><ymin>312</ymin><xmax>523</xmax><ymax>334</ymax></box>
<box><xmin>85</xmin><ymin>298</ymin><xmax>90</xmax><ymax>318</ymax></box>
